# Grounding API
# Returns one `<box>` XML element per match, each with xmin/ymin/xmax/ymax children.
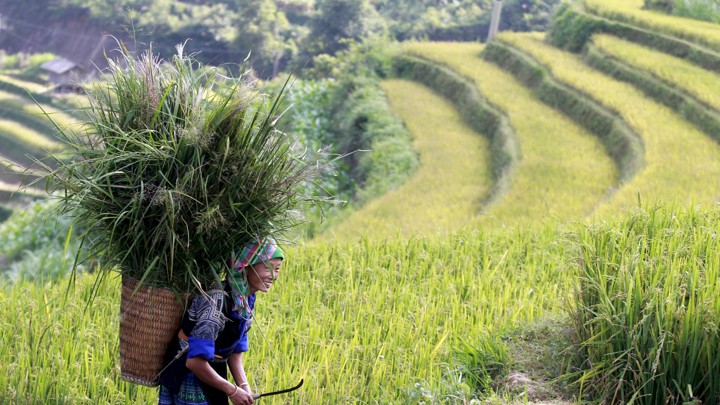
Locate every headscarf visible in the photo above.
<box><xmin>228</xmin><ymin>238</ymin><xmax>284</xmax><ymax>318</ymax></box>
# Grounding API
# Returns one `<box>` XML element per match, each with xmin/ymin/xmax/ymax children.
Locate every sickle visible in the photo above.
<box><xmin>251</xmin><ymin>379</ymin><xmax>304</xmax><ymax>400</ymax></box>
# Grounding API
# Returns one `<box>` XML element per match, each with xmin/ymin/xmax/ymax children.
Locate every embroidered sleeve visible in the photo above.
<box><xmin>187</xmin><ymin>290</ymin><xmax>228</xmax><ymax>359</ymax></box>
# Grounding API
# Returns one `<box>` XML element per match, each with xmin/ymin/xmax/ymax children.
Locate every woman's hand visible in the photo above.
<box><xmin>186</xmin><ymin>357</ymin><xmax>254</xmax><ymax>404</ymax></box>
<box><xmin>228</xmin><ymin>384</ymin><xmax>255</xmax><ymax>405</ymax></box>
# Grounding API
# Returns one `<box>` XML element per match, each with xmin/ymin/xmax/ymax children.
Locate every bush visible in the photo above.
<box><xmin>547</xmin><ymin>3</ymin><xmax>607</xmax><ymax>53</ymax></box>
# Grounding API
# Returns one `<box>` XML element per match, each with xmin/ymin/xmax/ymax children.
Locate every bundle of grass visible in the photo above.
<box><xmin>40</xmin><ymin>44</ymin><xmax>335</xmax><ymax>385</ymax></box>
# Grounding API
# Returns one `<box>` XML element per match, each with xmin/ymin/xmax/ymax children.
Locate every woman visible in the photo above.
<box><xmin>159</xmin><ymin>239</ymin><xmax>283</xmax><ymax>405</ymax></box>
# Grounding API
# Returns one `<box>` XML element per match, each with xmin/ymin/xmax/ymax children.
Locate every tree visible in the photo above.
<box><xmin>304</xmin><ymin>0</ymin><xmax>386</xmax><ymax>57</ymax></box>
<box><xmin>234</xmin><ymin>0</ymin><xmax>296</xmax><ymax>78</ymax></box>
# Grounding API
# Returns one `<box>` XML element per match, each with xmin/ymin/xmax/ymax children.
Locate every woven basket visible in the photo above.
<box><xmin>120</xmin><ymin>276</ymin><xmax>188</xmax><ymax>386</ymax></box>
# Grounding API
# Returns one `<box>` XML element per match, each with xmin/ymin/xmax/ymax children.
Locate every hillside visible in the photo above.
<box><xmin>326</xmin><ymin>0</ymin><xmax>720</xmax><ymax>235</ymax></box>
<box><xmin>3</xmin><ymin>0</ymin><xmax>720</xmax><ymax>403</ymax></box>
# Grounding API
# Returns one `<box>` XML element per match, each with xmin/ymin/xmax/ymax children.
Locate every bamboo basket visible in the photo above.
<box><xmin>120</xmin><ymin>276</ymin><xmax>188</xmax><ymax>386</ymax></box>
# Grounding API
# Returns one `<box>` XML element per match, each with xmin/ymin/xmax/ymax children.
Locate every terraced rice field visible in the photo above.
<box><xmin>0</xmin><ymin>119</ymin><xmax>63</xmax><ymax>152</ymax></box>
<box><xmin>321</xmin><ymin>79</ymin><xmax>493</xmax><ymax>240</ymax></box>
<box><xmin>404</xmin><ymin>42</ymin><xmax>617</xmax><ymax>226</ymax></box>
<box><xmin>584</xmin><ymin>0</ymin><xmax>720</xmax><ymax>52</ymax></box>
<box><xmin>501</xmin><ymin>33</ymin><xmax>720</xmax><ymax>214</ymax></box>
<box><xmin>0</xmin><ymin>74</ymin><xmax>50</xmax><ymax>93</ymax></box>
<box><xmin>592</xmin><ymin>34</ymin><xmax>720</xmax><ymax>111</ymax></box>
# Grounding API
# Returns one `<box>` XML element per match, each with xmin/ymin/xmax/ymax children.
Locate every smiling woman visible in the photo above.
<box><xmin>158</xmin><ymin>239</ymin><xmax>284</xmax><ymax>405</ymax></box>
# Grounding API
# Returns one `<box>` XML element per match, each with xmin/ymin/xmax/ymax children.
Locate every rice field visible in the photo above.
<box><xmin>320</xmin><ymin>79</ymin><xmax>493</xmax><ymax>240</ymax></box>
<box><xmin>0</xmin><ymin>224</ymin><xmax>575</xmax><ymax>403</ymax></box>
<box><xmin>592</xmin><ymin>34</ymin><xmax>720</xmax><ymax>111</ymax></box>
<box><xmin>584</xmin><ymin>0</ymin><xmax>720</xmax><ymax>52</ymax></box>
<box><xmin>500</xmin><ymin>33</ymin><xmax>720</xmax><ymax>215</ymax></box>
<box><xmin>403</xmin><ymin>42</ymin><xmax>617</xmax><ymax>226</ymax></box>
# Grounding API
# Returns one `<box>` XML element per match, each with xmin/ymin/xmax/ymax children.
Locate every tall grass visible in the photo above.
<box><xmin>42</xmin><ymin>46</ymin><xmax>334</xmax><ymax>291</ymax></box>
<box><xmin>500</xmin><ymin>33</ymin><xmax>720</xmax><ymax>215</ymax></box>
<box><xmin>573</xmin><ymin>205</ymin><xmax>720</xmax><ymax>404</ymax></box>
<box><xmin>403</xmin><ymin>42</ymin><xmax>617</xmax><ymax>226</ymax></box>
<box><xmin>585</xmin><ymin>0</ymin><xmax>720</xmax><ymax>52</ymax></box>
<box><xmin>320</xmin><ymin>79</ymin><xmax>493</xmax><ymax>240</ymax></box>
<box><xmin>0</xmin><ymin>223</ymin><xmax>576</xmax><ymax>403</ymax></box>
<box><xmin>592</xmin><ymin>34</ymin><xmax>720</xmax><ymax>112</ymax></box>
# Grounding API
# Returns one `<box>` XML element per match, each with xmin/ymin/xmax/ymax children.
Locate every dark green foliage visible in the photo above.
<box><xmin>232</xmin><ymin>0</ymin><xmax>297</xmax><ymax>78</ymax></box>
<box><xmin>585</xmin><ymin>44</ymin><xmax>720</xmax><ymax>144</ymax></box>
<box><xmin>299</xmin><ymin>38</ymin><xmax>419</xmax><ymax>208</ymax></box>
<box><xmin>547</xmin><ymin>3</ymin><xmax>608</xmax><ymax>53</ymax></box>
<box><xmin>393</xmin><ymin>54</ymin><xmax>518</xmax><ymax>206</ymax></box>
<box><xmin>0</xmin><ymin>204</ymin><xmax>11</xmax><ymax>223</ymax></box>
<box><xmin>483</xmin><ymin>41</ymin><xmax>644</xmax><ymax>184</ymax></box>
<box><xmin>500</xmin><ymin>0</ymin><xmax>564</xmax><ymax>33</ymax></box>
<box><xmin>644</xmin><ymin>0</ymin><xmax>674</xmax><ymax>13</ymax></box>
<box><xmin>305</xmin><ymin>0</ymin><xmax>386</xmax><ymax>58</ymax></box>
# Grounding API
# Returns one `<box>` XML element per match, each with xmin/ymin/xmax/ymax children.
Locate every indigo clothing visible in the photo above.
<box><xmin>158</xmin><ymin>282</ymin><xmax>255</xmax><ymax>405</ymax></box>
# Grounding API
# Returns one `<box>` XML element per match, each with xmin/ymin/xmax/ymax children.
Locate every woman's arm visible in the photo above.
<box><xmin>228</xmin><ymin>352</ymin><xmax>252</xmax><ymax>394</ymax></box>
<box><xmin>186</xmin><ymin>356</ymin><xmax>254</xmax><ymax>404</ymax></box>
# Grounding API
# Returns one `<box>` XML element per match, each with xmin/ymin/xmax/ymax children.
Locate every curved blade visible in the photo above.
<box><xmin>253</xmin><ymin>379</ymin><xmax>304</xmax><ymax>399</ymax></box>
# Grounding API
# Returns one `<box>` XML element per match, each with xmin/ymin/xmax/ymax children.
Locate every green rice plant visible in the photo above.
<box><xmin>319</xmin><ymin>79</ymin><xmax>494</xmax><ymax>240</ymax></box>
<box><xmin>500</xmin><ymin>33</ymin><xmax>720</xmax><ymax>215</ymax></box>
<box><xmin>403</xmin><ymin>42</ymin><xmax>617</xmax><ymax>226</ymax></box>
<box><xmin>40</xmin><ymin>45</ymin><xmax>334</xmax><ymax>292</ymax></box>
<box><xmin>585</xmin><ymin>0</ymin><xmax>720</xmax><ymax>52</ymax></box>
<box><xmin>572</xmin><ymin>205</ymin><xmax>720</xmax><ymax>404</ymax></box>
<box><xmin>592</xmin><ymin>34</ymin><xmax>720</xmax><ymax>112</ymax></box>
<box><xmin>0</xmin><ymin>222</ymin><xmax>576</xmax><ymax>403</ymax></box>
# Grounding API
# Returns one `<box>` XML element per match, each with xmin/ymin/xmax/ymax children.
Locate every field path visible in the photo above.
<box><xmin>405</xmin><ymin>42</ymin><xmax>617</xmax><ymax>226</ymax></box>
<box><xmin>321</xmin><ymin>79</ymin><xmax>493</xmax><ymax>239</ymax></box>
<box><xmin>503</xmin><ymin>33</ymin><xmax>720</xmax><ymax>214</ymax></box>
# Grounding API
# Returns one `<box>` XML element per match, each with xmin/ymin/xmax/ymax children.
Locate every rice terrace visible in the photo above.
<box><xmin>1</xmin><ymin>0</ymin><xmax>720</xmax><ymax>403</ymax></box>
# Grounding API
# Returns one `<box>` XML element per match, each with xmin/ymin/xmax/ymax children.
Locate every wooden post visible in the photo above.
<box><xmin>487</xmin><ymin>0</ymin><xmax>504</xmax><ymax>42</ymax></box>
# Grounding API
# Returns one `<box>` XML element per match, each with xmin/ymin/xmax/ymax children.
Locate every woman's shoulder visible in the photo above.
<box><xmin>189</xmin><ymin>286</ymin><xmax>228</xmax><ymax>313</ymax></box>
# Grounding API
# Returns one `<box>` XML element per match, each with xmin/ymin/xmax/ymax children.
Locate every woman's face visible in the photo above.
<box><xmin>246</xmin><ymin>258</ymin><xmax>282</xmax><ymax>294</ymax></box>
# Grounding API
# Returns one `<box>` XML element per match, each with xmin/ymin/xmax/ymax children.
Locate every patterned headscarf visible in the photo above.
<box><xmin>228</xmin><ymin>238</ymin><xmax>283</xmax><ymax>318</ymax></box>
